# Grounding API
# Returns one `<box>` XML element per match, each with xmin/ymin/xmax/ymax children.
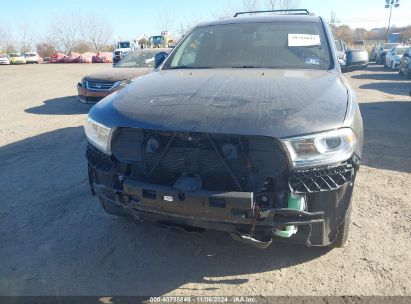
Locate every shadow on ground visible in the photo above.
<box><xmin>359</xmin><ymin>82</ymin><xmax>411</xmax><ymax>96</ymax></box>
<box><xmin>361</xmin><ymin>63</ymin><xmax>390</xmax><ymax>72</ymax></box>
<box><xmin>0</xmin><ymin>127</ymin><xmax>329</xmax><ymax>296</ymax></box>
<box><xmin>25</xmin><ymin>96</ymin><xmax>92</xmax><ymax>115</ymax></box>
<box><xmin>360</xmin><ymin>101</ymin><xmax>411</xmax><ymax>173</ymax></box>
<box><xmin>351</xmin><ymin>72</ymin><xmax>401</xmax><ymax>81</ymax></box>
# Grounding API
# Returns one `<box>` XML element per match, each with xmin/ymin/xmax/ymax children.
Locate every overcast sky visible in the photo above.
<box><xmin>2</xmin><ymin>0</ymin><xmax>410</xmax><ymax>40</ymax></box>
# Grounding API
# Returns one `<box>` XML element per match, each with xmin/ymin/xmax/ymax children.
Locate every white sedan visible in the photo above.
<box><xmin>24</xmin><ymin>52</ymin><xmax>41</xmax><ymax>64</ymax></box>
<box><xmin>0</xmin><ymin>54</ymin><xmax>10</xmax><ymax>65</ymax></box>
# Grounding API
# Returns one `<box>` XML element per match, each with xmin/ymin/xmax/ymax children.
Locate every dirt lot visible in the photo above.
<box><xmin>0</xmin><ymin>63</ymin><xmax>410</xmax><ymax>297</ymax></box>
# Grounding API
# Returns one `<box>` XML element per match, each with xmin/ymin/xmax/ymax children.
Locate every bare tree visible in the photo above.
<box><xmin>265</xmin><ymin>0</ymin><xmax>277</xmax><ymax>10</ymax></box>
<box><xmin>354</xmin><ymin>28</ymin><xmax>367</xmax><ymax>41</ymax></box>
<box><xmin>177</xmin><ymin>22</ymin><xmax>192</xmax><ymax>39</ymax></box>
<box><xmin>49</xmin><ymin>13</ymin><xmax>80</xmax><ymax>53</ymax></box>
<box><xmin>211</xmin><ymin>2</ymin><xmax>238</xmax><ymax>19</ymax></box>
<box><xmin>212</xmin><ymin>0</ymin><xmax>261</xmax><ymax>18</ymax></box>
<box><xmin>279</xmin><ymin>0</ymin><xmax>297</xmax><ymax>10</ymax></box>
<box><xmin>333</xmin><ymin>25</ymin><xmax>353</xmax><ymax>43</ymax></box>
<box><xmin>242</xmin><ymin>0</ymin><xmax>260</xmax><ymax>12</ymax></box>
<box><xmin>0</xmin><ymin>25</ymin><xmax>7</xmax><ymax>52</ymax></box>
<box><xmin>73</xmin><ymin>40</ymin><xmax>94</xmax><ymax>53</ymax></box>
<box><xmin>80</xmin><ymin>13</ymin><xmax>113</xmax><ymax>52</ymax></box>
<box><xmin>0</xmin><ymin>23</ymin><xmax>16</xmax><ymax>53</ymax></box>
<box><xmin>157</xmin><ymin>11</ymin><xmax>175</xmax><ymax>33</ymax></box>
<box><xmin>265</xmin><ymin>0</ymin><xmax>298</xmax><ymax>10</ymax></box>
<box><xmin>36</xmin><ymin>39</ymin><xmax>57</xmax><ymax>58</ymax></box>
<box><xmin>19</xmin><ymin>20</ymin><xmax>35</xmax><ymax>53</ymax></box>
<box><xmin>177</xmin><ymin>15</ymin><xmax>203</xmax><ymax>39</ymax></box>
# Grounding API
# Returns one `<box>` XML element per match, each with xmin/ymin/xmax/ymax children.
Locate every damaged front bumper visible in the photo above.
<box><xmin>86</xmin><ymin>126</ymin><xmax>359</xmax><ymax>248</ymax></box>
<box><xmin>88</xmin><ymin>161</ymin><xmax>356</xmax><ymax>248</ymax></box>
<box><xmin>93</xmin><ymin>179</ymin><xmax>325</xmax><ymax>248</ymax></box>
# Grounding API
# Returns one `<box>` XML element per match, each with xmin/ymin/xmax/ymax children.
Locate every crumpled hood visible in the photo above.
<box><xmin>90</xmin><ymin>69</ymin><xmax>349</xmax><ymax>138</ymax></box>
<box><xmin>86</xmin><ymin>68</ymin><xmax>151</xmax><ymax>82</ymax></box>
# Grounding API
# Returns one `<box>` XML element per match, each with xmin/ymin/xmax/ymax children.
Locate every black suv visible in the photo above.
<box><xmin>85</xmin><ymin>10</ymin><xmax>364</xmax><ymax>249</ymax></box>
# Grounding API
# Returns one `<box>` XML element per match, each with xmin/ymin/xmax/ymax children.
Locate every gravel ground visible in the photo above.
<box><xmin>0</xmin><ymin>63</ymin><xmax>410</xmax><ymax>296</ymax></box>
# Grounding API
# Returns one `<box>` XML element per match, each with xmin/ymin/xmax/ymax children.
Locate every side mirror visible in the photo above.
<box><xmin>154</xmin><ymin>52</ymin><xmax>168</xmax><ymax>69</ymax></box>
<box><xmin>341</xmin><ymin>49</ymin><xmax>369</xmax><ymax>73</ymax></box>
<box><xmin>336</xmin><ymin>50</ymin><xmax>346</xmax><ymax>60</ymax></box>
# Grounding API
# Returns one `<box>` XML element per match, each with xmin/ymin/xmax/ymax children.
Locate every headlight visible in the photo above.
<box><xmin>84</xmin><ymin>117</ymin><xmax>113</xmax><ymax>155</ymax></box>
<box><xmin>283</xmin><ymin>128</ymin><xmax>356</xmax><ymax>168</ymax></box>
<box><xmin>81</xmin><ymin>77</ymin><xmax>86</xmax><ymax>87</ymax></box>
<box><xmin>117</xmin><ymin>78</ymin><xmax>135</xmax><ymax>87</ymax></box>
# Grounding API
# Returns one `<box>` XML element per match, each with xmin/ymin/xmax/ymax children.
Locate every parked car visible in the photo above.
<box><xmin>77</xmin><ymin>49</ymin><xmax>170</xmax><ymax>103</ymax></box>
<box><xmin>385</xmin><ymin>46</ymin><xmax>409</xmax><ymax>69</ymax></box>
<box><xmin>92</xmin><ymin>52</ymin><xmax>113</xmax><ymax>63</ymax></box>
<box><xmin>375</xmin><ymin>42</ymin><xmax>400</xmax><ymax>64</ymax></box>
<box><xmin>370</xmin><ymin>46</ymin><xmax>378</xmax><ymax>62</ymax></box>
<box><xmin>9</xmin><ymin>53</ymin><xmax>26</xmax><ymax>64</ymax></box>
<box><xmin>113</xmin><ymin>40</ymin><xmax>137</xmax><ymax>64</ymax></box>
<box><xmin>399</xmin><ymin>47</ymin><xmax>411</xmax><ymax>79</ymax></box>
<box><xmin>84</xmin><ymin>10</ymin><xmax>364</xmax><ymax>249</ymax></box>
<box><xmin>49</xmin><ymin>53</ymin><xmax>66</xmax><ymax>63</ymax></box>
<box><xmin>24</xmin><ymin>52</ymin><xmax>41</xmax><ymax>64</ymax></box>
<box><xmin>334</xmin><ymin>39</ymin><xmax>347</xmax><ymax>64</ymax></box>
<box><xmin>0</xmin><ymin>54</ymin><xmax>10</xmax><ymax>65</ymax></box>
<box><xmin>341</xmin><ymin>49</ymin><xmax>368</xmax><ymax>71</ymax></box>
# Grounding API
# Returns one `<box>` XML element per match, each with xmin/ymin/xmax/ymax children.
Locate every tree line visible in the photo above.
<box><xmin>0</xmin><ymin>12</ymin><xmax>113</xmax><ymax>58</ymax></box>
<box><xmin>331</xmin><ymin>24</ymin><xmax>411</xmax><ymax>44</ymax></box>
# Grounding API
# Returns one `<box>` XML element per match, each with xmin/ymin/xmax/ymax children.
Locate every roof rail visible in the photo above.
<box><xmin>233</xmin><ymin>9</ymin><xmax>310</xmax><ymax>17</ymax></box>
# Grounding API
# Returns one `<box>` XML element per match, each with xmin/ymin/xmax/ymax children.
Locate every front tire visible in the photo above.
<box><xmin>406</xmin><ymin>66</ymin><xmax>411</xmax><ymax>79</ymax></box>
<box><xmin>329</xmin><ymin>203</ymin><xmax>352</xmax><ymax>248</ymax></box>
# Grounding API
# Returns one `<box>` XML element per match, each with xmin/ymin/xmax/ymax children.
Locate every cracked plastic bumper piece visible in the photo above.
<box><xmin>289</xmin><ymin>161</ymin><xmax>354</xmax><ymax>193</ymax></box>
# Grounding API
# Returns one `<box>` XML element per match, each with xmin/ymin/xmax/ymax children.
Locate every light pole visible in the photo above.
<box><xmin>385</xmin><ymin>0</ymin><xmax>400</xmax><ymax>42</ymax></box>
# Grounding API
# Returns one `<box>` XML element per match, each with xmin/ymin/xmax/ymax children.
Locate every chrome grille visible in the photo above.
<box><xmin>86</xmin><ymin>80</ymin><xmax>116</xmax><ymax>91</ymax></box>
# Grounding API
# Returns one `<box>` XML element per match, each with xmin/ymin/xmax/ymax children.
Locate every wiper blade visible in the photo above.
<box><xmin>169</xmin><ymin>66</ymin><xmax>211</xmax><ymax>69</ymax></box>
<box><xmin>231</xmin><ymin>66</ymin><xmax>284</xmax><ymax>69</ymax></box>
<box><xmin>231</xmin><ymin>65</ymin><xmax>262</xmax><ymax>68</ymax></box>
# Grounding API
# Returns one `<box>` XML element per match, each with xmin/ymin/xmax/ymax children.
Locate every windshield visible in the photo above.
<box><xmin>9</xmin><ymin>53</ymin><xmax>21</xmax><ymax>57</ymax></box>
<box><xmin>165</xmin><ymin>22</ymin><xmax>332</xmax><ymax>70</ymax></box>
<box><xmin>151</xmin><ymin>36</ymin><xmax>163</xmax><ymax>44</ymax></box>
<box><xmin>334</xmin><ymin>40</ymin><xmax>342</xmax><ymax>52</ymax></box>
<box><xmin>25</xmin><ymin>53</ymin><xmax>36</xmax><ymax>57</ymax></box>
<box><xmin>397</xmin><ymin>48</ymin><xmax>407</xmax><ymax>55</ymax></box>
<box><xmin>382</xmin><ymin>43</ymin><xmax>399</xmax><ymax>50</ymax></box>
<box><xmin>114</xmin><ymin>51</ymin><xmax>156</xmax><ymax>68</ymax></box>
<box><xmin>118</xmin><ymin>42</ymin><xmax>131</xmax><ymax>49</ymax></box>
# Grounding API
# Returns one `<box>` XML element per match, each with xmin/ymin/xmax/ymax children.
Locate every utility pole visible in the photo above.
<box><xmin>385</xmin><ymin>0</ymin><xmax>400</xmax><ymax>42</ymax></box>
<box><xmin>331</xmin><ymin>11</ymin><xmax>335</xmax><ymax>27</ymax></box>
